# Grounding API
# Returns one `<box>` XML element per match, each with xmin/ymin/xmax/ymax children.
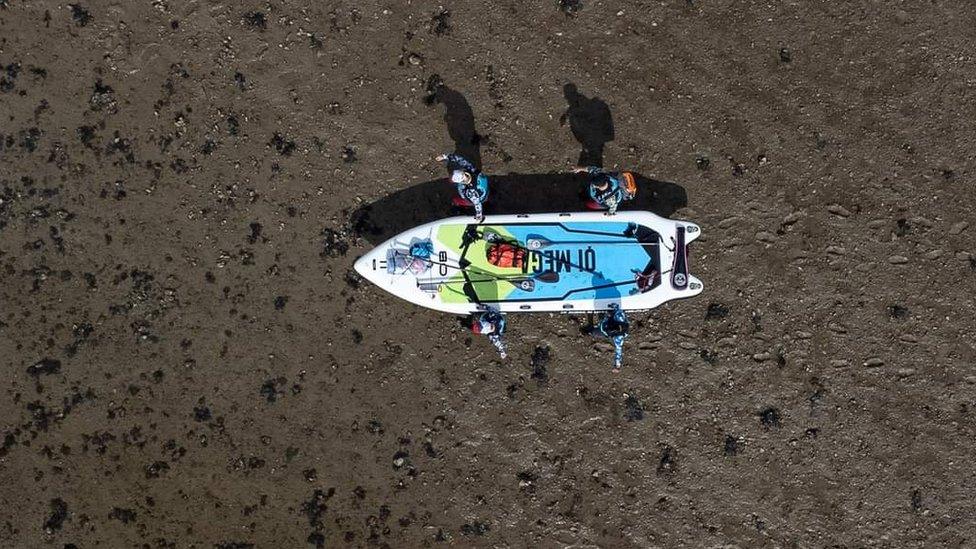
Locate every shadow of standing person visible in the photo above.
<box><xmin>560</xmin><ymin>83</ymin><xmax>614</xmax><ymax>168</ymax></box>
<box><xmin>430</xmin><ymin>81</ymin><xmax>483</xmax><ymax>170</ymax></box>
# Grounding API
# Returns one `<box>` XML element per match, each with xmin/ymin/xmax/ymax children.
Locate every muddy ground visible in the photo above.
<box><xmin>2</xmin><ymin>1</ymin><xmax>976</xmax><ymax>547</ymax></box>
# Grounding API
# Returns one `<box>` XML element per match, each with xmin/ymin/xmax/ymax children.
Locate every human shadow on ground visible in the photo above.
<box><xmin>349</xmin><ymin>173</ymin><xmax>687</xmax><ymax>245</ymax></box>
<box><xmin>561</xmin><ymin>83</ymin><xmax>614</xmax><ymax>167</ymax></box>
<box><xmin>426</xmin><ymin>78</ymin><xmax>482</xmax><ymax>169</ymax></box>
<box><xmin>351</xmin><ymin>80</ymin><xmax>685</xmax><ymax>245</ymax></box>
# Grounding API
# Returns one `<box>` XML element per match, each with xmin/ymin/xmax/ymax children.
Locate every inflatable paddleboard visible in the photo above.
<box><xmin>353</xmin><ymin>211</ymin><xmax>703</xmax><ymax>314</ymax></box>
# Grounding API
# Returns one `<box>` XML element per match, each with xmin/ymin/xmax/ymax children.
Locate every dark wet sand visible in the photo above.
<box><xmin>2</xmin><ymin>1</ymin><xmax>975</xmax><ymax>547</ymax></box>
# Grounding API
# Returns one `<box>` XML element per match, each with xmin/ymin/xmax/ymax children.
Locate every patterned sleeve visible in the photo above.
<box><xmin>488</xmin><ymin>334</ymin><xmax>507</xmax><ymax>357</ymax></box>
<box><xmin>612</xmin><ymin>335</ymin><xmax>624</xmax><ymax>367</ymax></box>
<box><xmin>445</xmin><ymin>153</ymin><xmax>476</xmax><ymax>173</ymax></box>
<box><xmin>464</xmin><ymin>187</ymin><xmax>484</xmax><ymax>217</ymax></box>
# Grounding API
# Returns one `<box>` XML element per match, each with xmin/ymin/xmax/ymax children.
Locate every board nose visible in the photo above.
<box><xmin>353</xmin><ymin>254</ymin><xmax>372</xmax><ymax>280</ymax></box>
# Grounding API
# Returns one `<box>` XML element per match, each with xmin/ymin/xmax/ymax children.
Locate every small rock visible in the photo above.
<box><xmin>827</xmin><ymin>322</ymin><xmax>847</xmax><ymax>334</ymax></box>
<box><xmin>827</xmin><ymin>204</ymin><xmax>851</xmax><ymax>217</ymax></box>
<box><xmin>825</xmin><ymin>246</ymin><xmax>846</xmax><ymax>256</ymax></box>
<box><xmin>718</xmin><ymin>216</ymin><xmax>740</xmax><ymax>229</ymax></box>
<box><xmin>678</xmin><ymin>341</ymin><xmax>696</xmax><ymax>350</ymax></box>
<box><xmin>949</xmin><ymin>221</ymin><xmax>969</xmax><ymax>235</ymax></box>
<box><xmin>593</xmin><ymin>343</ymin><xmax>613</xmax><ymax>352</ymax></box>
<box><xmin>964</xmin><ymin>376</ymin><xmax>976</xmax><ymax>384</ymax></box>
<box><xmin>782</xmin><ymin>212</ymin><xmax>801</xmax><ymax>225</ymax></box>
<box><xmin>789</xmin><ymin>249</ymin><xmax>810</xmax><ymax>260</ymax></box>
<box><xmin>637</xmin><ymin>341</ymin><xmax>658</xmax><ymax>350</ymax></box>
<box><xmin>896</xmin><ymin>368</ymin><xmax>916</xmax><ymax>378</ymax></box>
<box><xmin>888</xmin><ymin>255</ymin><xmax>909</xmax><ymax>264</ymax></box>
<box><xmin>910</xmin><ymin>216</ymin><xmax>934</xmax><ymax>228</ymax></box>
<box><xmin>830</xmin><ymin>359</ymin><xmax>849</xmax><ymax>368</ymax></box>
<box><xmin>795</xmin><ymin>331</ymin><xmax>813</xmax><ymax>339</ymax></box>
<box><xmin>717</xmin><ymin>337</ymin><xmax>736</xmax><ymax>347</ymax></box>
<box><xmin>407</xmin><ymin>53</ymin><xmax>423</xmax><ymax>66</ymax></box>
<box><xmin>922</xmin><ymin>249</ymin><xmax>943</xmax><ymax>260</ymax></box>
<box><xmin>864</xmin><ymin>357</ymin><xmax>885</xmax><ymax>367</ymax></box>
<box><xmin>955</xmin><ymin>251</ymin><xmax>972</xmax><ymax>261</ymax></box>
<box><xmin>753</xmin><ymin>352</ymin><xmax>772</xmax><ymax>362</ymax></box>
<box><xmin>899</xmin><ymin>334</ymin><xmax>917</xmax><ymax>343</ymax></box>
<box><xmin>867</xmin><ymin>219</ymin><xmax>888</xmax><ymax>228</ymax></box>
<box><xmin>756</xmin><ymin>231</ymin><xmax>777</xmax><ymax>243</ymax></box>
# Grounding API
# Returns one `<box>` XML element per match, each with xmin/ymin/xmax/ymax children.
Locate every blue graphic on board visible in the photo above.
<box><xmin>488</xmin><ymin>222</ymin><xmax>656</xmax><ymax>302</ymax></box>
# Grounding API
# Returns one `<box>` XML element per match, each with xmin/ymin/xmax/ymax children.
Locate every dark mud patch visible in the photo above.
<box><xmin>320</xmin><ymin>228</ymin><xmax>349</xmax><ymax>258</ymax></box>
<box><xmin>529</xmin><ymin>345</ymin><xmax>550</xmax><ymax>384</ymax></box>
<box><xmin>559</xmin><ymin>0</ymin><xmax>583</xmax><ymax>16</ymax></box>
<box><xmin>760</xmin><ymin>407</ymin><xmax>781</xmax><ymax>428</ymax></box>
<box><xmin>460</xmin><ymin>521</ymin><xmax>490</xmax><ymax>536</ymax></box>
<box><xmin>705</xmin><ymin>302</ymin><xmax>729</xmax><ymax>320</ymax></box>
<box><xmin>887</xmin><ymin>304</ymin><xmax>909</xmax><ymax>319</ymax></box>
<box><xmin>27</xmin><ymin>358</ymin><xmax>61</xmax><ymax>377</ymax></box>
<box><xmin>242</xmin><ymin>11</ymin><xmax>267</xmax><ymax>31</ymax></box>
<box><xmin>69</xmin><ymin>4</ymin><xmax>91</xmax><ymax>26</ymax></box>
<box><xmin>108</xmin><ymin>507</ymin><xmax>137</xmax><ymax>524</ymax></box>
<box><xmin>657</xmin><ymin>446</ymin><xmax>676</xmax><ymax>475</ymax></box>
<box><xmin>260</xmin><ymin>377</ymin><xmax>285</xmax><ymax>403</ymax></box>
<box><xmin>724</xmin><ymin>435</ymin><xmax>739</xmax><ymax>456</ymax></box>
<box><xmin>43</xmin><ymin>498</ymin><xmax>69</xmax><ymax>532</ymax></box>
<box><xmin>624</xmin><ymin>394</ymin><xmax>644</xmax><ymax>421</ymax></box>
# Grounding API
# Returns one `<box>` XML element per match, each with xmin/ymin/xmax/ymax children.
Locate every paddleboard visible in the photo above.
<box><xmin>353</xmin><ymin>211</ymin><xmax>703</xmax><ymax>314</ymax></box>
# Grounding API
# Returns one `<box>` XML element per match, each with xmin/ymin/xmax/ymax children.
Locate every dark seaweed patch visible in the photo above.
<box><xmin>559</xmin><ymin>0</ymin><xmax>583</xmax><ymax>15</ymax></box>
<box><xmin>624</xmin><ymin>394</ymin><xmax>644</xmax><ymax>421</ymax></box>
<box><xmin>320</xmin><ymin>228</ymin><xmax>349</xmax><ymax>258</ymax></box>
<box><xmin>460</xmin><ymin>521</ymin><xmax>490</xmax><ymax>536</ymax></box>
<box><xmin>724</xmin><ymin>435</ymin><xmax>739</xmax><ymax>456</ymax></box>
<box><xmin>759</xmin><ymin>407</ymin><xmax>780</xmax><ymax>428</ymax></box>
<box><xmin>108</xmin><ymin>507</ymin><xmax>137</xmax><ymax>524</ymax></box>
<box><xmin>704</xmin><ymin>302</ymin><xmax>729</xmax><ymax>319</ymax></box>
<box><xmin>530</xmin><ymin>345</ymin><xmax>550</xmax><ymax>384</ymax></box>
<box><xmin>269</xmin><ymin>132</ymin><xmax>295</xmax><ymax>156</ymax></box>
<box><xmin>69</xmin><ymin>4</ymin><xmax>91</xmax><ymax>26</ymax></box>
<box><xmin>242</xmin><ymin>11</ymin><xmax>267</xmax><ymax>30</ymax></box>
<box><xmin>656</xmin><ymin>446</ymin><xmax>676</xmax><ymax>475</ymax></box>
<box><xmin>27</xmin><ymin>358</ymin><xmax>61</xmax><ymax>377</ymax></box>
<box><xmin>43</xmin><ymin>498</ymin><xmax>69</xmax><ymax>532</ymax></box>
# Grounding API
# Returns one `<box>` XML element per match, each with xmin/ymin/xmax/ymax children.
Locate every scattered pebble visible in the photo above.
<box><xmin>896</xmin><ymin>368</ymin><xmax>916</xmax><ymax>378</ymax></box>
<box><xmin>827</xmin><ymin>322</ymin><xmax>847</xmax><ymax>334</ymax></box>
<box><xmin>718</xmin><ymin>216</ymin><xmax>740</xmax><ymax>229</ymax></box>
<box><xmin>827</xmin><ymin>204</ymin><xmax>851</xmax><ymax>217</ymax></box>
<box><xmin>864</xmin><ymin>358</ymin><xmax>885</xmax><ymax>367</ymax></box>
<box><xmin>949</xmin><ymin>221</ymin><xmax>969</xmax><ymax>235</ymax></box>
<box><xmin>825</xmin><ymin>246</ymin><xmax>846</xmax><ymax>256</ymax></box>
<box><xmin>888</xmin><ymin>255</ymin><xmax>909</xmax><ymax>265</ymax></box>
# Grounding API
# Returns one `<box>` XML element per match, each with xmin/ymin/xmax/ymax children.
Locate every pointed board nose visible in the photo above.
<box><xmin>354</xmin><ymin>253</ymin><xmax>375</xmax><ymax>280</ymax></box>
